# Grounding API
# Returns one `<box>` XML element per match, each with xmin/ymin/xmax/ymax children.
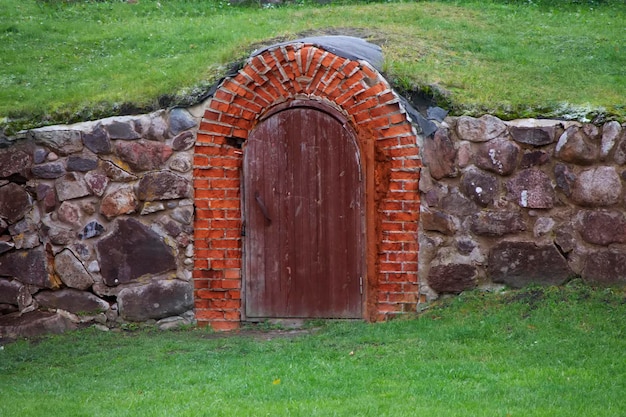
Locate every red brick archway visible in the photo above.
<box><xmin>193</xmin><ymin>42</ymin><xmax>421</xmax><ymax>330</ymax></box>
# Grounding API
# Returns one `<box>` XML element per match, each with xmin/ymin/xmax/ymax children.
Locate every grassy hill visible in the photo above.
<box><xmin>1</xmin><ymin>0</ymin><xmax>625</xmax><ymax>134</ymax></box>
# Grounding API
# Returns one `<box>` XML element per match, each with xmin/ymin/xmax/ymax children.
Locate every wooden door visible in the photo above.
<box><xmin>243</xmin><ymin>104</ymin><xmax>364</xmax><ymax>319</ymax></box>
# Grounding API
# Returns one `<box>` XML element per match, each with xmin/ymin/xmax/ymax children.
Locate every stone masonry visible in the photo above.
<box><xmin>420</xmin><ymin>115</ymin><xmax>626</xmax><ymax>298</ymax></box>
<box><xmin>0</xmin><ymin>108</ymin><xmax>199</xmax><ymax>338</ymax></box>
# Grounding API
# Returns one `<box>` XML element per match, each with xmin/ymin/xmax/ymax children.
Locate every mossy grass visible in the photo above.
<box><xmin>2</xmin><ymin>283</ymin><xmax>625</xmax><ymax>416</ymax></box>
<box><xmin>0</xmin><ymin>0</ymin><xmax>624</xmax><ymax>134</ymax></box>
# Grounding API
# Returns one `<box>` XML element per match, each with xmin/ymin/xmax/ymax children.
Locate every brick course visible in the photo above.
<box><xmin>194</xmin><ymin>44</ymin><xmax>421</xmax><ymax>330</ymax></box>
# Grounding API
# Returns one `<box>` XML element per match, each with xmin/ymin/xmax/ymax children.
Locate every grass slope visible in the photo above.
<box><xmin>1</xmin><ymin>283</ymin><xmax>625</xmax><ymax>416</ymax></box>
<box><xmin>0</xmin><ymin>0</ymin><xmax>625</xmax><ymax>133</ymax></box>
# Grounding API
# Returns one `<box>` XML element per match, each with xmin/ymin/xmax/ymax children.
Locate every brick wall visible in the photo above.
<box><xmin>193</xmin><ymin>43</ymin><xmax>421</xmax><ymax>330</ymax></box>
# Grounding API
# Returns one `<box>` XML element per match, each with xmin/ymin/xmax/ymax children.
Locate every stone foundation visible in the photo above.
<box><xmin>420</xmin><ymin>115</ymin><xmax>626</xmax><ymax>298</ymax></box>
<box><xmin>0</xmin><ymin>108</ymin><xmax>199</xmax><ymax>338</ymax></box>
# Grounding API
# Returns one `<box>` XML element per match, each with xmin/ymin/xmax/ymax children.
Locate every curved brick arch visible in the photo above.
<box><xmin>193</xmin><ymin>43</ymin><xmax>421</xmax><ymax>330</ymax></box>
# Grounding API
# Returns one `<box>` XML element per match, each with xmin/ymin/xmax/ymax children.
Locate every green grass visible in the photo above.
<box><xmin>0</xmin><ymin>0</ymin><xmax>624</xmax><ymax>133</ymax></box>
<box><xmin>1</xmin><ymin>283</ymin><xmax>625</xmax><ymax>416</ymax></box>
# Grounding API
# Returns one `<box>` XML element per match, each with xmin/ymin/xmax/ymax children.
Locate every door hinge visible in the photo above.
<box><xmin>359</xmin><ymin>276</ymin><xmax>363</xmax><ymax>295</ymax></box>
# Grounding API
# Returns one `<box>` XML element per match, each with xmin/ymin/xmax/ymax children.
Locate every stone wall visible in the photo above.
<box><xmin>0</xmin><ymin>107</ymin><xmax>199</xmax><ymax>338</ymax></box>
<box><xmin>420</xmin><ymin>115</ymin><xmax>626</xmax><ymax>298</ymax></box>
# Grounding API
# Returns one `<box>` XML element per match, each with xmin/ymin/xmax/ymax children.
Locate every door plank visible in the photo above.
<box><xmin>244</xmin><ymin>106</ymin><xmax>364</xmax><ymax>318</ymax></box>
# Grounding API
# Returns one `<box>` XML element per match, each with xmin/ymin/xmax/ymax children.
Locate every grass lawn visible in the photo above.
<box><xmin>1</xmin><ymin>283</ymin><xmax>625</xmax><ymax>416</ymax></box>
<box><xmin>0</xmin><ymin>0</ymin><xmax>625</xmax><ymax>134</ymax></box>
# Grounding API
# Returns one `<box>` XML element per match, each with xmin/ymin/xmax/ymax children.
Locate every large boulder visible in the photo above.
<box><xmin>137</xmin><ymin>171</ymin><xmax>192</xmax><ymax>201</ymax></box>
<box><xmin>118</xmin><ymin>279</ymin><xmax>193</xmax><ymax>321</ymax></box>
<box><xmin>456</xmin><ymin>115</ymin><xmax>507</xmax><ymax>142</ymax></box>
<box><xmin>35</xmin><ymin>289</ymin><xmax>109</xmax><ymax>314</ymax></box>
<box><xmin>571</xmin><ymin>166</ymin><xmax>621</xmax><ymax>207</ymax></box>
<box><xmin>488</xmin><ymin>241</ymin><xmax>572</xmax><ymax>288</ymax></box>
<box><xmin>54</xmin><ymin>249</ymin><xmax>94</xmax><ymax>290</ymax></box>
<box><xmin>581</xmin><ymin>250</ymin><xmax>626</xmax><ymax>285</ymax></box>
<box><xmin>0</xmin><ymin>310</ymin><xmax>77</xmax><ymax>339</ymax></box>
<box><xmin>55</xmin><ymin>172</ymin><xmax>91</xmax><ymax>201</ymax></box>
<box><xmin>506</xmin><ymin>168</ymin><xmax>554</xmax><ymax>209</ymax></box>
<box><xmin>0</xmin><ymin>247</ymin><xmax>59</xmax><ymax>288</ymax></box>
<box><xmin>96</xmin><ymin>218</ymin><xmax>176</xmax><ymax>286</ymax></box>
<box><xmin>0</xmin><ymin>183</ymin><xmax>33</xmax><ymax>224</ymax></box>
<box><xmin>427</xmin><ymin>263</ymin><xmax>477</xmax><ymax>294</ymax></box>
<box><xmin>100</xmin><ymin>185</ymin><xmax>138</xmax><ymax>219</ymax></box>
<box><xmin>576</xmin><ymin>210</ymin><xmax>626</xmax><ymax>246</ymax></box>
<box><xmin>555</xmin><ymin>126</ymin><xmax>599</xmax><ymax>165</ymax></box>
<box><xmin>470</xmin><ymin>211</ymin><xmax>526</xmax><ymax>237</ymax></box>
<box><xmin>30</xmin><ymin>128</ymin><xmax>83</xmax><ymax>155</ymax></box>
<box><xmin>82</xmin><ymin>124</ymin><xmax>112</xmax><ymax>154</ymax></box>
<box><xmin>474</xmin><ymin>138</ymin><xmax>520</xmax><ymax>176</ymax></box>
<box><xmin>115</xmin><ymin>140</ymin><xmax>173</xmax><ymax>172</ymax></box>
<box><xmin>460</xmin><ymin>167</ymin><xmax>499</xmax><ymax>207</ymax></box>
<box><xmin>0</xmin><ymin>144</ymin><xmax>33</xmax><ymax>179</ymax></box>
<box><xmin>423</xmin><ymin>127</ymin><xmax>457</xmax><ymax>180</ymax></box>
<box><xmin>507</xmin><ymin>119</ymin><xmax>558</xmax><ymax>146</ymax></box>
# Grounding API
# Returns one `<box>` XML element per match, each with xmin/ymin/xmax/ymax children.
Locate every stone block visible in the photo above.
<box><xmin>55</xmin><ymin>172</ymin><xmax>91</xmax><ymax>201</ymax></box>
<box><xmin>0</xmin><ymin>183</ymin><xmax>33</xmax><ymax>224</ymax></box>
<box><xmin>423</xmin><ymin>127</ymin><xmax>457</xmax><ymax>180</ymax></box>
<box><xmin>137</xmin><ymin>171</ymin><xmax>192</xmax><ymax>201</ymax></box>
<box><xmin>30</xmin><ymin>128</ymin><xmax>83</xmax><ymax>155</ymax></box>
<box><xmin>555</xmin><ymin>126</ymin><xmax>599</xmax><ymax>165</ymax></box>
<box><xmin>456</xmin><ymin>115</ymin><xmax>507</xmax><ymax>142</ymax></box>
<box><xmin>0</xmin><ymin>247</ymin><xmax>58</xmax><ymax>289</ymax></box>
<box><xmin>0</xmin><ymin>310</ymin><xmax>77</xmax><ymax>339</ymax></box>
<box><xmin>100</xmin><ymin>185</ymin><xmax>138</xmax><ymax>219</ymax></box>
<box><xmin>571</xmin><ymin>166</ymin><xmax>621</xmax><ymax>207</ymax></box>
<box><xmin>581</xmin><ymin>249</ymin><xmax>626</xmax><ymax>285</ymax></box>
<box><xmin>470</xmin><ymin>211</ymin><xmax>526</xmax><ymax>236</ymax></box>
<box><xmin>506</xmin><ymin>168</ymin><xmax>554</xmax><ymax>209</ymax></box>
<box><xmin>474</xmin><ymin>138</ymin><xmax>520</xmax><ymax>176</ymax></box>
<box><xmin>118</xmin><ymin>279</ymin><xmax>194</xmax><ymax>321</ymax></box>
<box><xmin>54</xmin><ymin>249</ymin><xmax>94</xmax><ymax>290</ymax></box>
<box><xmin>427</xmin><ymin>263</ymin><xmax>477</xmax><ymax>294</ymax></box>
<box><xmin>488</xmin><ymin>241</ymin><xmax>572</xmax><ymax>288</ymax></box>
<box><xmin>96</xmin><ymin>218</ymin><xmax>176</xmax><ymax>286</ymax></box>
<box><xmin>115</xmin><ymin>140</ymin><xmax>173</xmax><ymax>172</ymax></box>
<box><xmin>35</xmin><ymin>289</ymin><xmax>108</xmax><ymax>314</ymax></box>
<box><xmin>460</xmin><ymin>167</ymin><xmax>498</xmax><ymax>207</ymax></box>
<box><xmin>576</xmin><ymin>210</ymin><xmax>626</xmax><ymax>246</ymax></box>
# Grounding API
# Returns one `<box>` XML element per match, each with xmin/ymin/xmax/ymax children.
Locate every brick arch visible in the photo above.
<box><xmin>193</xmin><ymin>42</ymin><xmax>421</xmax><ymax>330</ymax></box>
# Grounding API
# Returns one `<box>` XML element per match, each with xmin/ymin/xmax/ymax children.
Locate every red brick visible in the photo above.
<box><xmin>195</xmin><ymin>189</ymin><xmax>224</xmax><ymax>199</ymax></box>
<box><xmin>210</xmin><ymin>219</ymin><xmax>240</xmax><ymax>229</ymax></box>
<box><xmin>227</xmin><ymin>290</ymin><xmax>241</xmax><ymax>299</ymax></box>
<box><xmin>194</xmin><ymin>279</ymin><xmax>210</xmax><ymax>290</ymax></box>
<box><xmin>215</xmin><ymin>90</ymin><xmax>235</xmax><ymax>103</ymax></box>
<box><xmin>197</xmin><ymin>289</ymin><xmax>228</xmax><ymax>299</ymax></box>
<box><xmin>211</xmin><ymin>239</ymin><xmax>241</xmax><ymax>249</ymax></box>
<box><xmin>224</xmin><ymin>269</ymin><xmax>240</xmax><ymax>279</ymax></box>
<box><xmin>193</xmin><ymin>259</ymin><xmax>208</xmax><ymax>269</ymax></box>
<box><xmin>196</xmin><ymin>309</ymin><xmax>224</xmax><ymax>320</ymax></box>
<box><xmin>211</xmin><ymin>258</ymin><xmax>242</xmax><ymax>269</ymax></box>
<box><xmin>347</xmin><ymin>97</ymin><xmax>378</xmax><ymax>114</ymax></box>
<box><xmin>223</xmin><ymin>310</ymin><xmax>242</xmax><ymax>321</ymax></box>
<box><xmin>200</xmin><ymin>121</ymin><xmax>233</xmax><ymax>136</ymax></box>
<box><xmin>377</xmin><ymin>303</ymin><xmax>401</xmax><ymax>313</ymax></box>
<box><xmin>378</xmin><ymin>91</ymin><xmax>398</xmax><ymax>105</ymax></box>
<box><xmin>210</xmin><ymin>321</ymin><xmax>240</xmax><ymax>331</ymax></box>
<box><xmin>208</xmin><ymin>99</ymin><xmax>231</xmax><ymax>113</ymax></box>
<box><xmin>194</xmin><ymin>298</ymin><xmax>211</xmax><ymax>309</ymax></box>
<box><xmin>210</xmin><ymin>178</ymin><xmax>240</xmax><ymax>189</ymax></box>
<box><xmin>360</xmin><ymin>63</ymin><xmax>378</xmax><ymax>80</ymax></box>
<box><xmin>208</xmin><ymin>157</ymin><xmax>240</xmax><ymax>169</ymax></box>
<box><xmin>210</xmin><ymin>299</ymin><xmax>241</xmax><ymax>309</ymax></box>
<box><xmin>203</xmin><ymin>109</ymin><xmax>221</xmax><ymax>121</ymax></box>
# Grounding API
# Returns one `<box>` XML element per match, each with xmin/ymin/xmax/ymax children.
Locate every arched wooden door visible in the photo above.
<box><xmin>243</xmin><ymin>103</ymin><xmax>364</xmax><ymax>319</ymax></box>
